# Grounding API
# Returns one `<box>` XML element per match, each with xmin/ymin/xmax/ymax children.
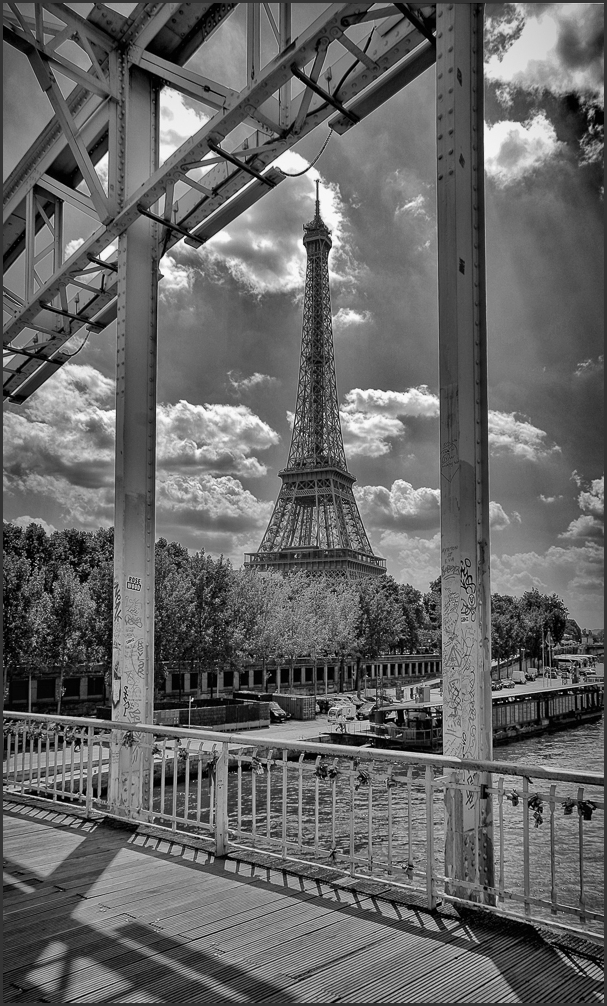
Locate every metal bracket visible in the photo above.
<box><xmin>290</xmin><ymin>64</ymin><xmax>359</xmax><ymax>124</ymax></box>
<box><xmin>393</xmin><ymin>4</ymin><xmax>436</xmax><ymax>46</ymax></box>
<box><xmin>136</xmin><ymin>205</ymin><xmax>205</xmax><ymax>247</ymax></box>
<box><xmin>38</xmin><ymin>301</ymin><xmax>105</xmax><ymax>331</ymax></box>
<box><xmin>206</xmin><ymin>140</ymin><xmax>277</xmax><ymax>188</ymax></box>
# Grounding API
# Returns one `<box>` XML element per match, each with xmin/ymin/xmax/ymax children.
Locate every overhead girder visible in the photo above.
<box><xmin>4</xmin><ymin>2</ymin><xmax>437</xmax><ymax>404</ymax></box>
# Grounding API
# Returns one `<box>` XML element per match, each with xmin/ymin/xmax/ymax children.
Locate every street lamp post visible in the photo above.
<box><xmin>188</xmin><ymin>695</ymin><xmax>192</xmax><ymax>728</ymax></box>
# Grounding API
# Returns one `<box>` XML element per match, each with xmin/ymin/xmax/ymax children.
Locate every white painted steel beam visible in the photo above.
<box><xmin>109</xmin><ymin>62</ymin><xmax>158</xmax><ymax>819</ymax></box>
<box><xmin>435</xmin><ymin>3</ymin><xmax>493</xmax><ymax>900</ymax></box>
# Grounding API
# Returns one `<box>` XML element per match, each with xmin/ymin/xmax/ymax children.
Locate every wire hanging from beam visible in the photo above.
<box><xmin>278</xmin><ymin>130</ymin><xmax>333</xmax><ymax>176</ymax></box>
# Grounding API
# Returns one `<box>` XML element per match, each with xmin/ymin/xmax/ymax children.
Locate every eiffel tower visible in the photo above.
<box><xmin>245</xmin><ymin>183</ymin><xmax>385</xmax><ymax>578</ymax></box>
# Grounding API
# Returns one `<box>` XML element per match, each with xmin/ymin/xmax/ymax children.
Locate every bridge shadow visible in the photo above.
<box><xmin>3</xmin><ymin>806</ymin><xmax>298</xmax><ymax>1004</ymax></box>
<box><xmin>3</xmin><ymin>803</ymin><xmax>604</xmax><ymax>1004</ymax></box>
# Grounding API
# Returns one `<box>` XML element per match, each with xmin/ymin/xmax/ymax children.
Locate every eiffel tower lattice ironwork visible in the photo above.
<box><xmin>245</xmin><ymin>184</ymin><xmax>385</xmax><ymax>578</ymax></box>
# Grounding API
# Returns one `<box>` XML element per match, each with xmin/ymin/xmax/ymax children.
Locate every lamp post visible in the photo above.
<box><xmin>188</xmin><ymin>695</ymin><xmax>192</xmax><ymax>728</ymax></box>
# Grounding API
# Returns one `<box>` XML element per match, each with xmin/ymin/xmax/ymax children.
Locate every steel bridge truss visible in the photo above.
<box><xmin>4</xmin><ymin>3</ymin><xmax>494</xmax><ymax>900</ymax></box>
<box><xmin>4</xmin><ymin>2</ymin><xmax>436</xmax><ymax>403</ymax></box>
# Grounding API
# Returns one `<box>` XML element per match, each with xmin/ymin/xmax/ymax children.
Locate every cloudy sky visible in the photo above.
<box><xmin>3</xmin><ymin>3</ymin><xmax>604</xmax><ymax>628</ymax></box>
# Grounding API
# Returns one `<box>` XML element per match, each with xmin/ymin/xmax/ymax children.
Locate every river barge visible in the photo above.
<box><xmin>323</xmin><ymin>682</ymin><xmax>604</xmax><ymax>752</ymax></box>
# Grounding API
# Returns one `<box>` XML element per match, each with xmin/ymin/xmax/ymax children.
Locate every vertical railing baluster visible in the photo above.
<box><xmin>282</xmin><ymin>750</ymin><xmax>288</xmax><ymax>857</ymax></box>
<box><xmin>252</xmin><ymin>752</ymin><xmax>257</xmax><ymax>844</ymax></box>
<box><xmin>266</xmin><ymin>750</ymin><xmax>272</xmax><ymax>840</ymax></box>
<box><xmin>28</xmin><ymin>729</ymin><xmax>34</xmax><ymax>791</ymax></box>
<box><xmin>45</xmin><ymin>728</ymin><xmax>50</xmax><ymax>790</ymax></box>
<box><xmin>160</xmin><ymin>738</ymin><xmax>167</xmax><ymax>821</ymax></box>
<box><xmin>387</xmin><ymin>768</ymin><xmax>393</xmax><ymax>875</ymax></box>
<box><xmin>297</xmin><ymin>753</ymin><xmax>304</xmax><ymax>851</ymax></box>
<box><xmin>497</xmin><ymin>776</ymin><xmax>505</xmax><ymax>904</ymax></box>
<box><xmin>522</xmin><ymin>775</ymin><xmax>531</xmax><ymax>917</ymax></box>
<box><xmin>349</xmin><ymin>759</ymin><xmax>355</xmax><ymax>876</ymax></box>
<box><xmin>549</xmin><ymin>784</ymin><xmax>557</xmax><ymax>915</ymax></box>
<box><xmin>214</xmin><ymin>742</ymin><xmax>229</xmax><ymax>856</ymax></box>
<box><xmin>367</xmin><ymin>773</ymin><xmax>373</xmax><ymax>873</ymax></box>
<box><xmin>79</xmin><ymin>731</ymin><xmax>86</xmax><ymax>801</ymax></box>
<box><xmin>171</xmin><ymin>742</ymin><xmax>178</xmax><ymax>832</ymax></box>
<box><xmin>86</xmin><ymin>726</ymin><xmax>94</xmax><ymax>816</ymax></box>
<box><xmin>237</xmin><ymin>755</ymin><xmax>242</xmax><ymax>834</ymax></box>
<box><xmin>184</xmin><ymin>743</ymin><xmax>190</xmax><ymax>824</ymax></box>
<box><xmin>97</xmin><ymin>733</ymin><xmax>104</xmax><ymax>803</ymax></box>
<box><xmin>314</xmin><ymin>758</ymin><xmax>320</xmax><ymax>857</ymax></box>
<box><xmin>577</xmin><ymin>786</ymin><xmax>586</xmax><ymax>925</ymax></box>
<box><xmin>68</xmin><ymin>732</ymin><xmax>76</xmax><ymax>800</ymax></box>
<box><xmin>196</xmin><ymin>749</ymin><xmax>203</xmax><ymax>825</ymax></box>
<box><xmin>407</xmin><ymin>766</ymin><xmax>413</xmax><ymax>875</ymax></box>
<box><xmin>425</xmin><ymin>765</ymin><xmax>435</xmax><ymax>909</ymax></box>
<box><xmin>331</xmin><ymin>761</ymin><xmax>337</xmax><ymax>852</ymax></box>
<box><xmin>53</xmin><ymin>731</ymin><xmax>58</xmax><ymax>802</ymax></box>
<box><xmin>6</xmin><ymin>732</ymin><xmax>12</xmax><ymax>789</ymax></box>
<box><xmin>37</xmin><ymin>736</ymin><xmax>42</xmax><ymax>793</ymax></box>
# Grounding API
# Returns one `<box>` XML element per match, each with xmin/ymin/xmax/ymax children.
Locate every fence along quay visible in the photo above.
<box><xmin>3</xmin><ymin>710</ymin><xmax>603</xmax><ymax>941</ymax></box>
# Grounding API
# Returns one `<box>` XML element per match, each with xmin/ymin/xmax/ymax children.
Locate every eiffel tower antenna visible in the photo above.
<box><xmin>245</xmin><ymin>185</ymin><xmax>385</xmax><ymax>578</ymax></box>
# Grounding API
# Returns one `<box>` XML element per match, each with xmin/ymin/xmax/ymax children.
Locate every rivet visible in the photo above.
<box><xmin>448</xmin><ymin>87</ymin><xmax>454</xmax><ymax>94</ymax></box>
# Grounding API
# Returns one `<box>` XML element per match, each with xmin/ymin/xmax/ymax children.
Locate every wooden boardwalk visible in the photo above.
<box><xmin>3</xmin><ymin>800</ymin><xmax>603</xmax><ymax>1004</ymax></box>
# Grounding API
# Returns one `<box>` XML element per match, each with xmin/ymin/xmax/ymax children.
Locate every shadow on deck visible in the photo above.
<box><xmin>3</xmin><ymin>799</ymin><xmax>603</xmax><ymax>1004</ymax></box>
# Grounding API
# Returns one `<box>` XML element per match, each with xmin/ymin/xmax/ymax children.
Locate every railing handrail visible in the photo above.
<box><xmin>4</xmin><ymin>710</ymin><xmax>604</xmax><ymax>788</ymax></box>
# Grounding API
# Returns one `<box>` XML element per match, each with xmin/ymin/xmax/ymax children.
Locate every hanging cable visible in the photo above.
<box><xmin>279</xmin><ymin>130</ymin><xmax>333</xmax><ymax>176</ymax></box>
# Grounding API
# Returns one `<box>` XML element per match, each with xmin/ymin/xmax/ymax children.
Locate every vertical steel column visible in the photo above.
<box><xmin>436</xmin><ymin>4</ymin><xmax>494</xmax><ymax>900</ymax></box>
<box><xmin>247</xmin><ymin>3</ymin><xmax>262</xmax><ymax>83</ymax></box>
<box><xmin>109</xmin><ymin>63</ymin><xmax>159</xmax><ymax>818</ymax></box>
<box><xmin>279</xmin><ymin>4</ymin><xmax>292</xmax><ymax>128</ymax></box>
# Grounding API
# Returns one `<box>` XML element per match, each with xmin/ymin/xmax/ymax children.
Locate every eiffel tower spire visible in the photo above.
<box><xmin>245</xmin><ymin>186</ymin><xmax>385</xmax><ymax>578</ymax></box>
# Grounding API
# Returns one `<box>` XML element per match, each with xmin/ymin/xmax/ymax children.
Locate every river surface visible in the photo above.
<box><xmin>160</xmin><ymin>715</ymin><xmax>604</xmax><ymax>933</ymax></box>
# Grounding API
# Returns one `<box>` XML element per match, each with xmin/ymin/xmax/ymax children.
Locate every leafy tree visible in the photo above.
<box><xmin>3</xmin><ymin>554</ymin><xmax>48</xmax><ymax>698</ymax></box>
<box><xmin>491</xmin><ymin>594</ymin><xmax>525</xmax><ymax>671</ymax></box>
<box><xmin>519</xmin><ymin>589</ymin><xmax>568</xmax><ymax>664</ymax></box>
<box><xmin>355</xmin><ymin>578</ymin><xmax>405</xmax><ymax>689</ymax></box>
<box><xmin>44</xmin><ymin>566</ymin><xmax>96</xmax><ymax>713</ymax></box>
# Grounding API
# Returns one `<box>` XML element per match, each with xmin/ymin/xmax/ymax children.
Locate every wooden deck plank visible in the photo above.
<box><xmin>3</xmin><ymin>803</ymin><xmax>603</xmax><ymax>1006</ymax></box>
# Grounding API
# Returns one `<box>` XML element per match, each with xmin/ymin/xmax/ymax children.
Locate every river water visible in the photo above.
<box><xmin>162</xmin><ymin>713</ymin><xmax>603</xmax><ymax>932</ymax></box>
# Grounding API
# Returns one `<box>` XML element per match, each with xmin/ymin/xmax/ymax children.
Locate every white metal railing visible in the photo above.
<box><xmin>3</xmin><ymin>711</ymin><xmax>603</xmax><ymax>937</ymax></box>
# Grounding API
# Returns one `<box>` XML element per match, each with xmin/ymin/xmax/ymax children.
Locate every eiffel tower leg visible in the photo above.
<box><xmin>437</xmin><ymin>4</ymin><xmax>494</xmax><ymax>905</ymax></box>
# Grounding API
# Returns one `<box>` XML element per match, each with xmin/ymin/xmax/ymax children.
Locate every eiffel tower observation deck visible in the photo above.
<box><xmin>245</xmin><ymin>184</ymin><xmax>386</xmax><ymax>578</ymax></box>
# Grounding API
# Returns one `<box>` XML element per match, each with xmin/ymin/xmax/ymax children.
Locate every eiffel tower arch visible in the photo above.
<box><xmin>245</xmin><ymin>184</ymin><xmax>385</xmax><ymax>579</ymax></box>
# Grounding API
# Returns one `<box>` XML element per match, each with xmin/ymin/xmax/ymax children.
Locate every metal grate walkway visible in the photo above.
<box><xmin>3</xmin><ymin>800</ymin><xmax>603</xmax><ymax>1003</ymax></box>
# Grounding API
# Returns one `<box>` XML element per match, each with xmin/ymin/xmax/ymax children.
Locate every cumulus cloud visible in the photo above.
<box><xmin>539</xmin><ymin>494</ymin><xmax>563</xmax><ymax>504</ymax></box>
<box><xmin>156</xmin><ymin>474</ymin><xmax>272</xmax><ymax>533</ymax></box>
<box><xmin>340</xmin><ymin>412</ymin><xmax>406</xmax><ymax>458</ymax></box>
<box><xmin>341</xmin><ymin>386</ymin><xmax>439</xmax><ymax>418</ymax></box>
<box><xmin>3</xmin><ymin>363</ymin><xmax>280</xmax><ymax>527</ymax></box>
<box><xmin>578</xmin><ymin>476</ymin><xmax>604</xmax><ymax>516</ymax></box>
<box><xmin>356</xmin><ymin>483</ymin><xmax>514</xmax><ymax>534</ymax></box>
<box><xmin>485</xmin><ymin>4</ymin><xmax>604</xmax><ymax>101</ymax></box>
<box><xmin>159</xmin><ymin>88</ymin><xmax>211</xmax><ymax>165</ymax></box>
<box><xmin>227</xmin><ymin>371</ymin><xmax>279</xmax><ymax>396</ymax></box>
<box><xmin>160</xmin><ymin>255</ymin><xmax>195</xmax><ymax>295</ymax></box>
<box><xmin>333</xmin><ymin>308</ymin><xmax>372</xmax><ymax>331</ymax></box>
<box><xmin>484</xmin><ymin>113</ymin><xmax>566</xmax><ymax>186</ymax></box>
<box><xmin>489</xmin><ymin>501</ymin><xmax>511</xmax><ymax>531</ymax></box>
<box><xmin>355</xmin><ymin>481</ymin><xmax>440</xmax><ymax>531</ymax></box>
<box><xmin>560</xmin><ymin>515</ymin><xmax>604</xmax><ymax>541</ymax></box>
<box><xmin>379</xmin><ymin>531</ymin><xmax>441</xmax><ymax>593</ymax></box>
<box><xmin>157</xmin><ymin>399</ymin><xmax>279</xmax><ymax>478</ymax></box>
<box><xmin>488</xmin><ymin>410</ymin><xmax>560</xmax><ymax>460</ymax></box>
<box><xmin>11</xmin><ymin>516</ymin><xmax>57</xmax><ymax>535</ymax></box>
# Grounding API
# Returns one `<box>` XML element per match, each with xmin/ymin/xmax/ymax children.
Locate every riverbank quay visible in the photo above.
<box><xmin>3</xmin><ymin>799</ymin><xmax>603</xmax><ymax>1004</ymax></box>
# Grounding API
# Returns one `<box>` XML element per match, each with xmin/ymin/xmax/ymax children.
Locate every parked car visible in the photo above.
<box><xmin>491</xmin><ymin>681</ymin><xmax>503</xmax><ymax>691</ymax></box>
<box><xmin>502</xmin><ymin>679</ymin><xmax>516</xmax><ymax>688</ymax></box>
<box><xmin>269</xmin><ymin>701</ymin><xmax>290</xmax><ymax>723</ymax></box>
<box><xmin>524</xmin><ymin>671</ymin><xmax>536</xmax><ymax>681</ymax></box>
<box><xmin>356</xmin><ymin>701</ymin><xmax>376</xmax><ymax>720</ymax></box>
